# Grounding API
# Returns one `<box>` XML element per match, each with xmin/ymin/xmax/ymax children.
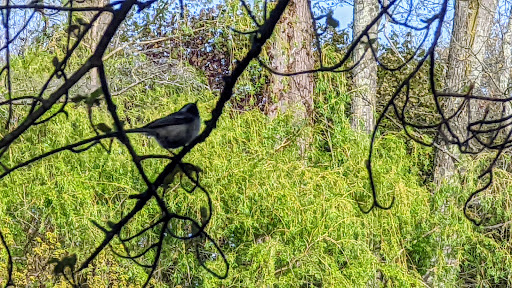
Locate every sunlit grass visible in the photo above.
<box><xmin>1</xmin><ymin>49</ymin><xmax>512</xmax><ymax>287</ymax></box>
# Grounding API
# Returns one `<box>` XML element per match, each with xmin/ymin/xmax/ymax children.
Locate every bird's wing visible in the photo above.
<box><xmin>144</xmin><ymin>113</ymin><xmax>194</xmax><ymax>129</ymax></box>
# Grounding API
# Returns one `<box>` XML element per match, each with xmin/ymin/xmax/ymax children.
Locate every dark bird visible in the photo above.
<box><xmin>132</xmin><ymin>102</ymin><xmax>200</xmax><ymax>149</ymax></box>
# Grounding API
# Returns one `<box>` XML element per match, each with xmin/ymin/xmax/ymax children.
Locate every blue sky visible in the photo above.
<box><xmin>330</xmin><ymin>0</ymin><xmax>454</xmax><ymax>49</ymax></box>
<box><xmin>334</xmin><ymin>4</ymin><xmax>353</xmax><ymax>31</ymax></box>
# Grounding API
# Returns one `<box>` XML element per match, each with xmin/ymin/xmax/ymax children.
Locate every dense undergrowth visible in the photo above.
<box><xmin>1</xmin><ymin>47</ymin><xmax>512</xmax><ymax>287</ymax></box>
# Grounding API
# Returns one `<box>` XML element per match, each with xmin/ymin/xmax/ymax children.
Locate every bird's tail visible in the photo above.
<box><xmin>123</xmin><ymin>127</ymin><xmax>156</xmax><ymax>136</ymax></box>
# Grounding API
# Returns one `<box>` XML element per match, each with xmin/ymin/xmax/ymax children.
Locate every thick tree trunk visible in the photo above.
<box><xmin>433</xmin><ymin>0</ymin><xmax>472</xmax><ymax>186</ymax></box>
<box><xmin>498</xmin><ymin>6</ymin><xmax>512</xmax><ymax>124</ymax></box>
<box><xmin>468</xmin><ymin>0</ymin><xmax>496</xmax><ymax>87</ymax></box>
<box><xmin>351</xmin><ymin>0</ymin><xmax>378</xmax><ymax>134</ymax></box>
<box><xmin>467</xmin><ymin>0</ymin><xmax>498</xmax><ymax>125</ymax></box>
<box><xmin>269</xmin><ymin>0</ymin><xmax>315</xmax><ymax>121</ymax></box>
<box><xmin>434</xmin><ymin>0</ymin><xmax>497</xmax><ymax>185</ymax></box>
<box><xmin>429</xmin><ymin>0</ymin><xmax>496</xmax><ymax>286</ymax></box>
<box><xmin>500</xmin><ymin>10</ymin><xmax>512</xmax><ymax>93</ymax></box>
<box><xmin>352</xmin><ymin>1</ymin><xmax>381</xmax><ymax>287</ymax></box>
<box><xmin>428</xmin><ymin>0</ymin><xmax>472</xmax><ymax>286</ymax></box>
<box><xmin>268</xmin><ymin>0</ymin><xmax>315</xmax><ymax>156</ymax></box>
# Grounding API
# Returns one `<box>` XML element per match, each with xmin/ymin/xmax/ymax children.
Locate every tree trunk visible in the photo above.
<box><xmin>500</xmin><ymin>12</ymin><xmax>512</xmax><ymax>93</ymax></box>
<box><xmin>268</xmin><ymin>0</ymin><xmax>315</xmax><ymax>121</ymax></box>
<box><xmin>498</xmin><ymin>6</ymin><xmax>512</xmax><ymax>126</ymax></box>
<box><xmin>433</xmin><ymin>0</ymin><xmax>472</xmax><ymax>186</ymax></box>
<box><xmin>351</xmin><ymin>1</ymin><xmax>381</xmax><ymax>287</ymax></box>
<box><xmin>351</xmin><ymin>0</ymin><xmax>379</xmax><ymax>134</ymax></box>
<box><xmin>429</xmin><ymin>0</ymin><xmax>496</xmax><ymax>286</ymax></box>
<box><xmin>467</xmin><ymin>0</ymin><xmax>498</xmax><ymax>125</ymax></box>
<box><xmin>428</xmin><ymin>0</ymin><xmax>472</xmax><ymax>286</ymax></box>
<box><xmin>434</xmin><ymin>0</ymin><xmax>497</xmax><ymax>184</ymax></box>
<box><xmin>77</xmin><ymin>0</ymin><xmax>111</xmax><ymax>92</ymax></box>
<box><xmin>268</xmin><ymin>0</ymin><xmax>315</xmax><ymax>156</ymax></box>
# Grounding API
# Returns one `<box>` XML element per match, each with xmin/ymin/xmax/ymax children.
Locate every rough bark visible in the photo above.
<box><xmin>500</xmin><ymin>13</ymin><xmax>512</xmax><ymax>92</ymax></box>
<box><xmin>498</xmin><ymin>6</ymin><xmax>512</xmax><ymax>124</ymax></box>
<box><xmin>433</xmin><ymin>0</ymin><xmax>497</xmax><ymax>184</ymax></box>
<box><xmin>351</xmin><ymin>0</ymin><xmax>379</xmax><ymax>134</ymax></box>
<box><xmin>429</xmin><ymin>0</ymin><xmax>496</xmax><ymax>286</ymax></box>
<box><xmin>467</xmin><ymin>0</ymin><xmax>498</xmax><ymax>123</ymax></box>
<box><xmin>268</xmin><ymin>0</ymin><xmax>315</xmax><ymax>121</ymax></box>
<box><xmin>433</xmin><ymin>0</ymin><xmax>472</xmax><ymax>186</ymax></box>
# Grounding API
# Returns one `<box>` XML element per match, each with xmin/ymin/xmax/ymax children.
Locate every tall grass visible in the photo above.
<box><xmin>1</xmin><ymin>49</ymin><xmax>512</xmax><ymax>287</ymax></box>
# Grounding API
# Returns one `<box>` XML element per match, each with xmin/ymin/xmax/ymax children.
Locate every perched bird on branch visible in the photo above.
<box><xmin>131</xmin><ymin>102</ymin><xmax>200</xmax><ymax>149</ymax></box>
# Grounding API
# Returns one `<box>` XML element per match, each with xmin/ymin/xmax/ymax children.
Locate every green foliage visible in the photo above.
<box><xmin>376</xmin><ymin>39</ymin><xmax>446</xmax><ymax>141</ymax></box>
<box><xmin>1</xmin><ymin>40</ymin><xmax>512</xmax><ymax>288</ymax></box>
